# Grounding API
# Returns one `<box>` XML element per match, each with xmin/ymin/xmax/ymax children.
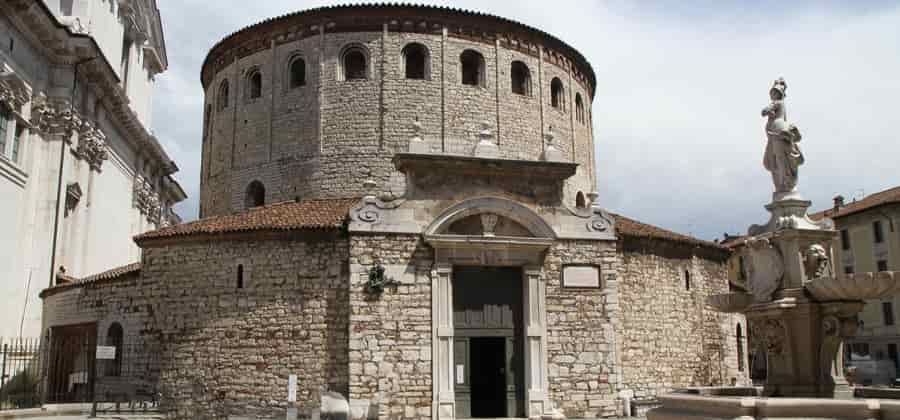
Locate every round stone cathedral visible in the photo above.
<box><xmin>41</xmin><ymin>5</ymin><xmax>746</xmax><ymax>420</ymax></box>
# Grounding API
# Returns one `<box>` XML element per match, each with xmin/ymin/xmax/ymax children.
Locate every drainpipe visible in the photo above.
<box><xmin>48</xmin><ymin>56</ymin><xmax>96</xmax><ymax>288</ymax></box>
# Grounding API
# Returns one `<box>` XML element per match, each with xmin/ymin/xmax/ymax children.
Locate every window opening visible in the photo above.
<box><xmin>551</xmin><ymin>77</ymin><xmax>565</xmax><ymax>110</ymax></box>
<box><xmin>510</xmin><ymin>61</ymin><xmax>530</xmax><ymax>95</ymax></box>
<box><xmin>289</xmin><ymin>57</ymin><xmax>306</xmax><ymax>88</ymax></box>
<box><xmin>403</xmin><ymin>43</ymin><xmax>428</xmax><ymax>79</ymax></box>
<box><xmin>460</xmin><ymin>50</ymin><xmax>485</xmax><ymax>87</ymax></box>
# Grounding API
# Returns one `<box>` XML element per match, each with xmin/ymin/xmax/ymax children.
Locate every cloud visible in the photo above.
<box><xmin>153</xmin><ymin>1</ymin><xmax>900</xmax><ymax>240</ymax></box>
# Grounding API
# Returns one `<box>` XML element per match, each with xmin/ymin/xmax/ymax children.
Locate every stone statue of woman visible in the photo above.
<box><xmin>761</xmin><ymin>78</ymin><xmax>804</xmax><ymax>197</ymax></box>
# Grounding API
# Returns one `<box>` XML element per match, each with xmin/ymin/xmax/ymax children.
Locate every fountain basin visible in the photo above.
<box><xmin>706</xmin><ymin>292</ymin><xmax>755</xmax><ymax>313</ymax></box>
<box><xmin>805</xmin><ymin>271</ymin><xmax>900</xmax><ymax>301</ymax></box>
<box><xmin>647</xmin><ymin>392</ymin><xmax>900</xmax><ymax>419</ymax></box>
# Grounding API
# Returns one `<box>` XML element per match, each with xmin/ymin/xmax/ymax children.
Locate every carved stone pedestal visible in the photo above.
<box><xmin>745</xmin><ymin>292</ymin><xmax>862</xmax><ymax>398</ymax></box>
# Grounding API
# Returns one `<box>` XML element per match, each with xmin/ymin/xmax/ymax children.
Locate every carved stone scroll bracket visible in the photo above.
<box><xmin>30</xmin><ymin>94</ymin><xmax>81</xmax><ymax>141</ymax></box>
<box><xmin>64</xmin><ymin>182</ymin><xmax>82</xmax><ymax>216</ymax></box>
<box><xmin>568</xmin><ymin>192</ymin><xmax>615</xmax><ymax>234</ymax></box>
<box><xmin>75</xmin><ymin>119</ymin><xmax>109</xmax><ymax>171</ymax></box>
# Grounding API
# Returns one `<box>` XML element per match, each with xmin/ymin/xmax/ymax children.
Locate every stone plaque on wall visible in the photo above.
<box><xmin>562</xmin><ymin>265</ymin><xmax>601</xmax><ymax>288</ymax></box>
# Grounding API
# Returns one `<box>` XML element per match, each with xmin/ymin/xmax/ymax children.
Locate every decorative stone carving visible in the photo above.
<box><xmin>479</xmin><ymin>213</ymin><xmax>499</xmax><ymax>237</ymax></box>
<box><xmin>761</xmin><ymin>77</ymin><xmax>804</xmax><ymax>198</ymax></box>
<box><xmin>750</xmin><ymin>319</ymin><xmax>787</xmax><ymax>356</ymax></box>
<box><xmin>585</xmin><ymin>193</ymin><xmax>614</xmax><ymax>233</ymax></box>
<box><xmin>803</xmin><ymin>244</ymin><xmax>831</xmax><ymax>282</ymax></box>
<box><xmin>133</xmin><ymin>174</ymin><xmax>160</xmax><ymax>223</ymax></box>
<box><xmin>31</xmin><ymin>94</ymin><xmax>81</xmax><ymax>140</ymax></box>
<box><xmin>540</xmin><ymin>125</ymin><xmax>564</xmax><ymax>162</ymax></box>
<box><xmin>743</xmin><ymin>237</ymin><xmax>784</xmax><ymax>302</ymax></box>
<box><xmin>407</xmin><ymin>117</ymin><xmax>428</xmax><ymax>154</ymax></box>
<box><xmin>64</xmin><ymin>182</ymin><xmax>82</xmax><ymax>216</ymax></box>
<box><xmin>0</xmin><ymin>70</ymin><xmax>30</xmax><ymax>111</ymax></box>
<box><xmin>75</xmin><ymin>120</ymin><xmax>109</xmax><ymax>171</ymax></box>
<box><xmin>472</xmin><ymin>121</ymin><xmax>499</xmax><ymax>158</ymax></box>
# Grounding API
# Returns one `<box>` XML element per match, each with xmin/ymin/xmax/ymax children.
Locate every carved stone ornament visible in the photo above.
<box><xmin>64</xmin><ymin>182</ymin><xmax>82</xmax><ymax>216</ymax></box>
<box><xmin>803</xmin><ymin>244</ymin><xmax>832</xmax><ymax>282</ymax></box>
<box><xmin>540</xmin><ymin>125</ymin><xmax>564</xmax><ymax>162</ymax></box>
<box><xmin>472</xmin><ymin>121</ymin><xmax>499</xmax><ymax>159</ymax></box>
<box><xmin>75</xmin><ymin>120</ymin><xmax>109</xmax><ymax>171</ymax></box>
<box><xmin>743</xmin><ymin>237</ymin><xmax>784</xmax><ymax>302</ymax></box>
<box><xmin>30</xmin><ymin>94</ymin><xmax>81</xmax><ymax>140</ymax></box>
<box><xmin>586</xmin><ymin>193</ymin><xmax>614</xmax><ymax>233</ymax></box>
<box><xmin>133</xmin><ymin>174</ymin><xmax>160</xmax><ymax>223</ymax></box>
<box><xmin>480</xmin><ymin>213</ymin><xmax>499</xmax><ymax>237</ymax></box>
<box><xmin>750</xmin><ymin>318</ymin><xmax>787</xmax><ymax>356</ymax></box>
<box><xmin>0</xmin><ymin>80</ymin><xmax>29</xmax><ymax>111</ymax></box>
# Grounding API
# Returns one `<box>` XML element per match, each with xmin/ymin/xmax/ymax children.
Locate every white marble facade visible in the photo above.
<box><xmin>0</xmin><ymin>0</ymin><xmax>184</xmax><ymax>338</ymax></box>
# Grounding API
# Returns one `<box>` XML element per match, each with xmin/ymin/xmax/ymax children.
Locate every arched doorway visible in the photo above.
<box><xmin>424</xmin><ymin>197</ymin><xmax>555</xmax><ymax>420</ymax></box>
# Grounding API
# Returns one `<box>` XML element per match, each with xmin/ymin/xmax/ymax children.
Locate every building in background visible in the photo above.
<box><xmin>0</xmin><ymin>0</ymin><xmax>185</xmax><ymax>339</ymax></box>
<box><xmin>811</xmin><ymin>187</ymin><xmax>900</xmax><ymax>384</ymax></box>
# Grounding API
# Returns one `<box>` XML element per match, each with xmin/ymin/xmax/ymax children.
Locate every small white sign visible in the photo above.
<box><xmin>456</xmin><ymin>364</ymin><xmax>464</xmax><ymax>384</ymax></box>
<box><xmin>287</xmin><ymin>374</ymin><xmax>297</xmax><ymax>402</ymax></box>
<box><xmin>96</xmin><ymin>346</ymin><xmax>116</xmax><ymax>360</ymax></box>
<box><xmin>563</xmin><ymin>266</ymin><xmax>601</xmax><ymax>288</ymax></box>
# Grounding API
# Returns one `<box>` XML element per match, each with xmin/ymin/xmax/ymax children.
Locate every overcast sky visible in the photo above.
<box><xmin>152</xmin><ymin>0</ymin><xmax>900</xmax><ymax>241</ymax></box>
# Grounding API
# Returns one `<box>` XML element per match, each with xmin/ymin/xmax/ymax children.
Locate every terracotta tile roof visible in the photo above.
<box><xmin>134</xmin><ymin>198</ymin><xmax>359</xmax><ymax>244</ymax></box>
<box><xmin>610</xmin><ymin>212</ymin><xmax>727</xmax><ymax>250</ymax></box>
<box><xmin>42</xmin><ymin>262</ymin><xmax>142</xmax><ymax>298</ymax></box>
<box><xmin>810</xmin><ymin>186</ymin><xmax>900</xmax><ymax>221</ymax></box>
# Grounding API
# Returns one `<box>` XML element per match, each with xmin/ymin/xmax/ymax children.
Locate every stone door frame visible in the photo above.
<box><xmin>424</xmin><ymin>197</ymin><xmax>556</xmax><ymax>420</ymax></box>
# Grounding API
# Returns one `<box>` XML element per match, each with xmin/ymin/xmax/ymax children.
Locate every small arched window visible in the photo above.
<box><xmin>737</xmin><ymin>323</ymin><xmax>745</xmax><ymax>372</ymax></box>
<box><xmin>237</xmin><ymin>264</ymin><xmax>244</xmax><ymax>289</ymax></box>
<box><xmin>247</xmin><ymin>69</ymin><xmax>262</xmax><ymax>100</ymax></box>
<box><xmin>685</xmin><ymin>270</ymin><xmax>691</xmax><ymax>291</ymax></box>
<box><xmin>575</xmin><ymin>191</ymin><xmax>586</xmax><ymax>209</ymax></box>
<box><xmin>402</xmin><ymin>43</ymin><xmax>429</xmax><ymax>80</ymax></box>
<box><xmin>245</xmin><ymin>180</ymin><xmax>265</xmax><ymax>209</ymax></box>
<box><xmin>289</xmin><ymin>56</ymin><xmax>306</xmax><ymax>88</ymax></box>
<box><xmin>105</xmin><ymin>322</ymin><xmax>123</xmax><ymax>377</ymax></box>
<box><xmin>551</xmin><ymin>77</ymin><xmax>565</xmax><ymax>111</ymax></box>
<box><xmin>575</xmin><ymin>93</ymin><xmax>585</xmax><ymax>123</ymax></box>
<box><xmin>342</xmin><ymin>46</ymin><xmax>368</xmax><ymax>80</ymax></box>
<box><xmin>217</xmin><ymin>80</ymin><xmax>229</xmax><ymax>111</ymax></box>
<box><xmin>460</xmin><ymin>50</ymin><xmax>485</xmax><ymax>87</ymax></box>
<box><xmin>510</xmin><ymin>61</ymin><xmax>531</xmax><ymax>96</ymax></box>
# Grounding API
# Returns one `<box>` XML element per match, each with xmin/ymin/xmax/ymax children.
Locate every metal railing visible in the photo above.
<box><xmin>0</xmin><ymin>337</ymin><xmax>42</xmax><ymax>410</ymax></box>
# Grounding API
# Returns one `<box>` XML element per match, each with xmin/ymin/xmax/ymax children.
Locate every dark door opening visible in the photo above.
<box><xmin>470</xmin><ymin>337</ymin><xmax>507</xmax><ymax>418</ymax></box>
<box><xmin>453</xmin><ymin>266</ymin><xmax>525</xmax><ymax>418</ymax></box>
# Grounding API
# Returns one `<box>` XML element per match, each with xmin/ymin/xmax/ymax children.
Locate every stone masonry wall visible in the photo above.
<box><xmin>200</xmin><ymin>26</ymin><xmax>596</xmax><ymax>217</ymax></box>
<box><xmin>42</xmin><ymin>234</ymin><xmax>351</xmax><ymax>420</ymax></box>
<box><xmin>544</xmin><ymin>240</ymin><xmax>622</xmax><ymax>418</ymax></box>
<box><xmin>348</xmin><ymin>234</ymin><xmax>434</xmax><ymax>420</ymax></box>
<box><xmin>617</xmin><ymin>240</ymin><xmax>747</xmax><ymax>401</ymax></box>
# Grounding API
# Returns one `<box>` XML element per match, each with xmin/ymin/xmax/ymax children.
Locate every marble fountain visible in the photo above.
<box><xmin>647</xmin><ymin>78</ymin><xmax>900</xmax><ymax>419</ymax></box>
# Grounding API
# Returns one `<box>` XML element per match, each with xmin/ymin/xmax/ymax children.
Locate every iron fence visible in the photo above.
<box><xmin>0</xmin><ymin>337</ymin><xmax>42</xmax><ymax>410</ymax></box>
<box><xmin>0</xmin><ymin>335</ymin><xmax>162</xmax><ymax>413</ymax></box>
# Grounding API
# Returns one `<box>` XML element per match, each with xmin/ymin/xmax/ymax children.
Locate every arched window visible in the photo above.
<box><xmin>342</xmin><ymin>46</ymin><xmax>368</xmax><ymax>80</ymax></box>
<box><xmin>237</xmin><ymin>264</ymin><xmax>244</xmax><ymax>289</ymax></box>
<box><xmin>575</xmin><ymin>93</ymin><xmax>585</xmax><ymax>123</ymax></box>
<box><xmin>402</xmin><ymin>43</ymin><xmax>429</xmax><ymax>80</ymax></box>
<box><xmin>685</xmin><ymin>270</ymin><xmax>691</xmax><ymax>291</ymax></box>
<box><xmin>105</xmin><ymin>322</ymin><xmax>123</xmax><ymax>377</ymax></box>
<box><xmin>217</xmin><ymin>80</ymin><xmax>229</xmax><ymax>111</ymax></box>
<box><xmin>245</xmin><ymin>180</ymin><xmax>265</xmax><ymax>208</ymax></box>
<box><xmin>460</xmin><ymin>50</ymin><xmax>485</xmax><ymax>87</ymax></box>
<box><xmin>510</xmin><ymin>61</ymin><xmax>531</xmax><ymax>96</ymax></box>
<box><xmin>289</xmin><ymin>56</ymin><xmax>306</xmax><ymax>88</ymax></box>
<box><xmin>246</xmin><ymin>69</ymin><xmax>262</xmax><ymax>100</ymax></box>
<box><xmin>575</xmin><ymin>191</ymin><xmax>586</xmax><ymax>209</ymax></box>
<box><xmin>737</xmin><ymin>323</ymin><xmax>745</xmax><ymax>372</ymax></box>
<box><xmin>551</xmin><ymin>77</ymin><xmax>565</xmax><ymax>111</ymax></box>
